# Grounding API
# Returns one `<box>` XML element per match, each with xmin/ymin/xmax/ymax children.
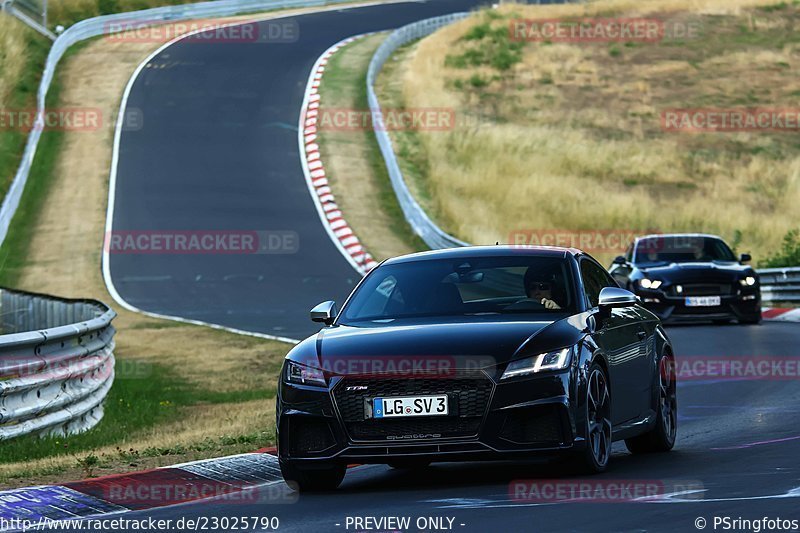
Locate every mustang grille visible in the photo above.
<box><xmin>671</xmin><ymin>283</ymin><xmax>733</xmax><ymax>296</ymax></box>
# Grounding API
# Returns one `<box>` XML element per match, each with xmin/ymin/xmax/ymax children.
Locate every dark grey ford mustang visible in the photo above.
<box><xmin>609</xmin><ymin>234</ymin><xmax>761</xmax><ymax>324</ymax></box>
<box><xmin>277</xmin><ymin>246</ymin><xmax>677</xmax><ymax>491</ymax></box>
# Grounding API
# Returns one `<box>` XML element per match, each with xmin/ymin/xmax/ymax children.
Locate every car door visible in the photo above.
<box><xmin>580</xmin><ymin>258</ymin><xmax>647</xmax><ymax>425</ymax></box>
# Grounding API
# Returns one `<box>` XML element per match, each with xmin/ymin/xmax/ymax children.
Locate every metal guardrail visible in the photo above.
<box><xmin>3</xmin><ymin>0</ymin><xmax>56</xmax><ymax>40</ymax></box>
<box><xmin>0</xmin><ymin>0</ymin><xmax>361</xmax><ymax>249</ymax></box>
<box><xmin>0</xmin><ymin>289</ymin><xmax>116</xmax><ymax>440</ymax></box>
<box><xmin>366</xmin><ymin>13</ymin><xmax>471</xmax><ymax>250</ymax></box>
<box><xmin>757</xmin><ymin>267</ymin><xmax>800</xmax><ymax>305</ymax></box>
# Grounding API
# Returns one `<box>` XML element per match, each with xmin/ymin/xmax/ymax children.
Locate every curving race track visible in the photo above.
<box><xmin>105</xmin><ymin>1</ymin><xmax>800</xmax><ymax>531</ymax></box>
<box><xmin>106</xmin><ymin>0</ymin><xmax>489</xmax><ymax>340</ymax></box>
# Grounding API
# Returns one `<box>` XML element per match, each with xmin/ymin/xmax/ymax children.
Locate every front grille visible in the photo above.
<box><xmin>286</xmin><ymin>417</ymin><xmax>336</xmax><ymax>456</ymax></box>
<box><xmin>333</xmin><ymin>375</ymin><xmax>493</xmax><ymax>441</ymax></box>
<box><xmin>671</xmin><ymin>283</ymin><xmax>732</xmax><ymax>296</ymax></box>
<box><xmin>499</xmin><ymin>405</ymin><xmax>564</xmax><ymax>445</ymax></box>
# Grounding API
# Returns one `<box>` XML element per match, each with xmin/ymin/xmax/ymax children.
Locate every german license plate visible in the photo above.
<box><xmin>685</xmin><ymin>296</ymin><xmax>721</xmax><ymax>307</ymax></box>
<box><xmin>372</xmin><ymin>395</ymin><xmax>448</xmax><ymax>418</ymax></box>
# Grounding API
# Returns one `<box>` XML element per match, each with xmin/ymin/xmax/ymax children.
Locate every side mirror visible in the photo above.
<box><xmin>612</xmin><ymin>256</ymin><xmax>627</xmax><ymax>265</ymax></box>
<box><xmin>598</xmin><ymin>287</ymin><xmax>637</xmax><ymax>309</ymax></box>
<box><xmin>739</xmin><ymin>253</ymin><xmax>751</xmax><ymax>264</ymax></box>
<box><xmin>310</xmin><ymin>301</ymin><xmax>337</xmax><ymax>325</ymax></box>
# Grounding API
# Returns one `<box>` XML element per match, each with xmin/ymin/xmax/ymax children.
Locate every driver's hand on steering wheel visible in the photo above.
<box><xmin>541</xmin><ymin>298</ymin><xmax>561</xmax><ymax>310</ymax></box>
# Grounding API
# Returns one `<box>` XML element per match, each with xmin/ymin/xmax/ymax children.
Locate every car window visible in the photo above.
<box><xmin>355</xmin><ymin>275</ymin><xmax>399</xmax><ymax>317</ymax></box>
<box><xmin>580</xmin><ymin>259</ymin><xmax>617</xmax><ymax>308</ymax></box>
<box><xmin>339</xmin><ymin>256</ymin><xmax>577</xmax><ymax>323</ymax></box>
<box><xmin>633</xmin><ymin>236</ymin><xmax>736</xmax><ymax>265</ymax></box>
<box><xmin>624</xmin><ymin>243</ymin><xmax>633</xmax><ymax>262</ymax></box>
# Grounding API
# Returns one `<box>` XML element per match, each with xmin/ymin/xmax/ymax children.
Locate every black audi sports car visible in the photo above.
<box><xmin>609</xmin><ymin>234</ymin><xmax>761</xmax><ymax>324</ymax></box>
<box><xmin>277</xmin><ymin>246</ymin><xmax>677</xmax><ymax>491</ymax></box>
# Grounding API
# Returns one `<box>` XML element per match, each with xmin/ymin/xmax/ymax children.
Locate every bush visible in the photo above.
<box><xmin>98</xmin><ymin>0</ymin><xmax>119</xmax><ymax>15</ymax></box>
<box><xmin>760</xmin><ymin>229</ymin><xmax>800</xmax><ymax>267</ymax></box>
<box><xmin>446</xmin><ymin>13</ymin><xmax>524</xmax><ymax>73</ymax></box>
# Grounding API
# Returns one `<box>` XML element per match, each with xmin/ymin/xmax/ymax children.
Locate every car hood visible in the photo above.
<box><xmin>302</xmin><ymin>317</ymin><xmax>588</xmax><ymax>373</ymax></box>
<box><xmin>640</xmin><ymin>262</ymin><xmax>754</xmax><ymax>283</ymax></box>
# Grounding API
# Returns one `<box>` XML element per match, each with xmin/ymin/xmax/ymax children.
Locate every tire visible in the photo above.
<box><xmin>579</xmin><ymin>362</ymin><xmax>612</xmax><ymax>473</ymax></box>
<box><xmin>280</xmin><ymin>461</ymin><xmax>346</xmax><ymax>492</ymax></box>
<box><xmin>387</xmin><ymin>459</ymin><xmax>431</xmax><ymax>470</ymax></box>
<box><xmin>625</xmin><ymin>354</ymin><xmax>677</xmax><ymax>454</ymax></box>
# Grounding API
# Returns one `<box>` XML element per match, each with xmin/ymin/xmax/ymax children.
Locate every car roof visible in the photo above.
<box><xmin>636</xmin><ymin>233</ymin><xmax>723</xmax><ymax>241</ymax></box>
<box><xmin>382</xmin><ymin>245</ymin><xmax>579</xmax><ymax>265</ymax></box>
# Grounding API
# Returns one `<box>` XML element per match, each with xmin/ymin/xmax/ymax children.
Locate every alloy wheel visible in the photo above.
<box><xmin>659</xmin><ymin>356</ymin><xmax>678</xmax><ymax>444</ymax></box>
<box><xmin>587</xmin><ymin>367</ymin><xmax>612</xmax><ymax>467</ymax></box>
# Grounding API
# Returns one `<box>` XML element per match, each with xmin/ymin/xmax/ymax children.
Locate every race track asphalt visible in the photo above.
<box><xmin>119</xmin><ymin>322</ymin><xmax>800</xmax><ymax>532</ymax></box>
<box><xmin>107</xmin><ymin>0</ymin><xmax>489</xmax><ymax>340</ymax></box>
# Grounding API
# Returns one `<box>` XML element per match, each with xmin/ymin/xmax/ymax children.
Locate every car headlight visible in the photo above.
<box><xmin>286</xmin><ymin>360</ymin><xmax>327</xmax><ymax>386</ymax></box>
<box><xmin>739</xmin><ymin>276</ymin><xmax>756</xmax><ymax>286</ymax></box>
<box><xmin>501</xmin><ymin>347</ymin><xmax>572</xmax><ymax>379</ymax></box>
<box><xmin>639</xmin><ymin>278</ymin><xmax>662</xmax><ymax>289</ymax></box>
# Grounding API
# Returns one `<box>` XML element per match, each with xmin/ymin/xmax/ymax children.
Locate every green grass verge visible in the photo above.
<box><xmin>0</xmin><ymin>43</ymin><xmax>94</xmax><ymax>287</ymax></box>
<box><xmin>0</xmin><ymin>24</ymin><xmax>50</xmax><ymax>205</ymax></box>
<box><xmin>0</xmin><ymin>359</ymin><xmax>277</xmax><ymax>477</ymax></box>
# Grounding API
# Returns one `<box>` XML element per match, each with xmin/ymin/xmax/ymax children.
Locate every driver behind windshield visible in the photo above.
<box><xmin>506</xmin><ymin>266</ymin><xmax>564</xmax><ymax>310</ymax></box>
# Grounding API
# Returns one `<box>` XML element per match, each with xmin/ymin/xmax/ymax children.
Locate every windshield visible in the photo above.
<box><xmin>339</xmin><ymin>256</ymin><xmax>577</xmax><ymax>324</ymax></box>
<box><xmin>633</xmin><ymin>236</ymin><xmax>737</xmax><ymax>266</ymax></box>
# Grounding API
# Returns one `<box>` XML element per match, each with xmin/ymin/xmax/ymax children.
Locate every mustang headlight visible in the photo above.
<box><xmin>501</xmin><ymin>347</ymin><xmax>572</xmax><ymax>379</ymax></box>
<box><xmin>639</xmin><ymin>278</ymin><xmax>662</xmax><ymax>289</ymax></box>
<box><xmin>286</xmin><ymin>360</ymin><xmax>327</xmax><ymax>386</ymax></box>
<box><xmin>739</xmin><ymin>276</ymin><xmax>756</xmax><ymax>286</ymax></box>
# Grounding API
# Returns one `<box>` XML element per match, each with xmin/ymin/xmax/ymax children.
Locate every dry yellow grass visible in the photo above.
<box><xmin>0</xmin><ymin>15</ymin><xmax>30</xmax><ymax>108</ymax></box>
<box><xmin>386</xmin><ymin>0</ymin><xmax>800</xmax><ymax>265</ymax></box>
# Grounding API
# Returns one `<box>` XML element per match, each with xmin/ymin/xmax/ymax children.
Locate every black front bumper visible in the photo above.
<box><xmin>635</xmin><ymin>288</ymin><xmax>761</xmax><ymax>323</ymax></box>
<box><xmin>276</xmin><ymin>369</ymin><xmax>581</xmax><ymax>465</ymax></box>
